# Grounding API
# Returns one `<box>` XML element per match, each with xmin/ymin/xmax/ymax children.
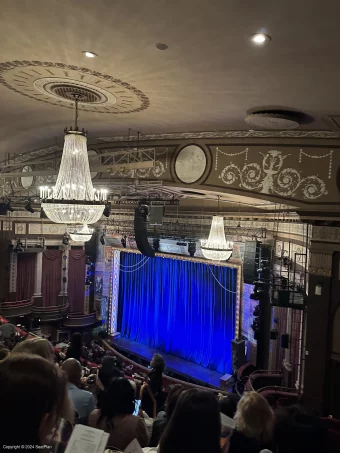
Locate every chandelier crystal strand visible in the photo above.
<box><xmin>69</xmin><ymin>224</ymin><xmax>94</xmax><ymax>242</ymax></box>
<box><xmin>40</xmin><ymin>132</ymin><xmax>107</xmax><ymax>224</ymax></box>
<box><xmin>201</xmin><ymin>215</ymin><xmax>233</xmax><ymax>261</ymax></box>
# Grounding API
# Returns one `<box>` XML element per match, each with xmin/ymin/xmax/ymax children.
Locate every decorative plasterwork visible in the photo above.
<box><xmin>29</xmin><ymin>223</ymin><xmax>66</xmax><ymax>235</ymax></box>
<box><xmin>0</xmin><ymin>60</ymin><xmax>149</xmax><ymax>114</ymax></box>
<box><xmin>312</xmin><ymin>226</ymin><xmax>340</xmax><ymax>243</ymax></box>
<box><xmin>215</xmin><ymin>147</ymin><xmax>332</xmax><ymax>200</ymax></box>
<box><xmin>99</xmin><ymin>130</ymin><xmax>340</xmax><ymax>142</ymax></box>
<box><xmin>9</xmin><ymin>252</ymin><xmax>17</xmax><ymax>293</ymax></box>
<box><xmin>308</xmin><ymin>251</ymin><xmax>332</xmax><ymax>276</ymax></box>
<box><xmin>14</xmin><ymin>223</ymin><xmax>26</xmax><ymax>235</ymax></box>
<box><xmin>108</xmin><ymin>250</ymin><xmax>120</xmax><ymax>336</ymax></box>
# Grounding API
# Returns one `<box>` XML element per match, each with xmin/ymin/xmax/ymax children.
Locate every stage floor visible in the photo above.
<box><xmin>112</xmin><ymin>337</ymin><xmax>223</xmax><ymax>389</ymax></box>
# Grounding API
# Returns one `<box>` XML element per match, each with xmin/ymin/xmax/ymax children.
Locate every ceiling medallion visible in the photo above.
<box><xmin>0</xmin><ymin>60</ymin><xmax>149</xmax><ymax>114</ymax></box>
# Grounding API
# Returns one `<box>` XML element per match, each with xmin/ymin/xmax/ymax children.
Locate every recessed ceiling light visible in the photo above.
<box><xmin>250</xmin><ymin>33</ymin><xmax>271</xmax><ymax>45</ymax></box>
<box><xmin>82</xmin><ymin>51</ymin><xmax>98</xmax><ymax>58</ymax></box>
<box><xmin>155</xmin><ymin>43</ymin><xmax>168</xmax><ymax>51</ymax></box>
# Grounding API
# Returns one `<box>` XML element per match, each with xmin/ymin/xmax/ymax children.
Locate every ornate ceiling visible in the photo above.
<box><xmin>0</xmin><ymin>0</ymin><xmax>340</xmax><ymax>157</ymax></box>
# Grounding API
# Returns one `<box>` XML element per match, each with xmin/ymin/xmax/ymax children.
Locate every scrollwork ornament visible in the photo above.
<box><xmin>240</xmin><ymin>163</ymin><xmax>263</xmax><ymax>190</ymax></box>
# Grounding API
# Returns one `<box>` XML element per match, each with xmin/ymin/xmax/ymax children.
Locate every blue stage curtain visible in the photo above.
<box><xmin>118</xmin><ymin>252</ymin><xmax>237</xmax><ymax>374</ymax></box>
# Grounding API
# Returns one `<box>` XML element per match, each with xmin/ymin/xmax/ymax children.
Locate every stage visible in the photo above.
<box><xmin>112</xmin><ymin>336</ymin><xmax>224</xmax><ymax>389</ymax></box>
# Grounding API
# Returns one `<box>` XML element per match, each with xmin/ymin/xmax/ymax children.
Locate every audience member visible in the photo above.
<box><xmin>89</xmin><ymin>377</ymin><xmax>149</xmax><ymax>450</ymax></box>
<box><xmin>99</xmin><ymin>355</ymin><xmax>124</xmax><ymax>389</ymax></box>
<box><xmin>61</xmin><ymin>358</ymin><xmax>96</xmax><ymax>425</ymax></box>
<box><xmin>159</xmin><ymin>389</ymin><xmax>221</xmax><ymax>453</ymax></box>
<box><xmin>0</xmin><ymin>347</ymin><xmax>9</xmax><ymax>361</ymax></box>
<box><xmin>66</xmin><ymin>332</ymin><xmax>83</xmax><ymax>361</ymax></box>
<box><xmin>0</xmin><ymin>319</ymin><xmax>16</xmax><ymax>339</ymax></box>
<box><xmin>273</xmin><ymin>404</ymin><xmax>327</xmax><ymax>453</ymax></box>
<box><xmin>149</xmin><ymin>384</ymin><xmax>185</xmax><ymax>447</ymax></box>
<box><xmin>228</xmin><ymin>391</ymin><xmax>274</xmax><ymax>453</ymax></box>
<box><xmin>0</xmin><ymin>353</ymin><xmax>67</xmax><ymax>447</ymax></box>
<box><xmin>142</xmin><ymin>353</ymin><xmax>166</xmax><ymax>417</ymax></box>
<box><xmin>219</xmin><ymin>394</ymin><xmax>238</xmax><ymax>437</ymax></box>
<box><xmin>12</xmin><ymin>337</ymin><xmax>55</xmax><ymax>362</ymax></box>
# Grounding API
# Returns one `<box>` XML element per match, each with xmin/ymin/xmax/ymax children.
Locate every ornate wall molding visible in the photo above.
<box><xmin>308</xmin><ymin>251</ymin><xmax>333</xmax><ymax>276</ymax></box>
<box><xmin>108</xmin><ymin>250</ymin><xmax>120</xmax><ymax>336</ymax></box>
<box><xmin>312</xmin><ymin>226</ymin><xmax>340</xmax><ymax>244</ymax></box>
<box><xmin>214</xmin><ymin>147</ymin><xmax>332</xmax><ymax>201</ymax></box>
<box><xmin>99</xmin><ymin>130</ymin><xmax>340</xmax><ymax>142</ymax></box>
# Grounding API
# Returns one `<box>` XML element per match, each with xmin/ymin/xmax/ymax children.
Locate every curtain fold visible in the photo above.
<box><xmin>42</xmin><ymin>250</ymin><xmax>62</xmax><ymax>307</ymax></box>
<box><xmin>16</xmin><ymin>253</ymin><xmax>35</xmax><ymax>300</ymax></box>
<box><xmin>118</xmin><ymin>252</ymin><xmax>237</xmax><ymax>374</ymax></box>
<box><xmin>68</xmin><ymin>250</ymin><xmax>86</xmax><ymax>313</ymax></box>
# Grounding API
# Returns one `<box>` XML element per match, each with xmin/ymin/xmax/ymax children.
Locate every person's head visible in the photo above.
<box><xmin>219</xmin><ymin>394</ymin><xmax>238</xmax><ymax>418</ymax></box>
<box><xmin>159</xmin><ymin>389</ymin><xmax>221</xmax><ymax>453</ymax></box>
<box><xmin>99</xmin><ymin>356</ymin><xmax>124</xmax><ymax>389</ymax></box>
<box><xmin>166</xmin><ymin>384</ymin><xmax>185</xmax><ymax>419</ymax></box>
<box><xmin>0</xmin><ymin>353</ymin><xmax>67</xmax><ymax>446</ymax></box>
<box><xmin>151</xmin><ymin>353</ymin><xmax>165</xmax><ymax>372</ymax></box>
<box><xmin>234</xmin><ymin>391</ymin><xmax>274</xmax><ymax>445</ymax></box>
<box><xmin>98</xmin><ymin>377</ymin><xmax>135</xmax><ymax>423</ymax></box>
<box><xmin>274</xmin><ymin>405</ymin><xmax>326</xmax><ymax>453</ymax></box>
<box><xmin>12</xmin><ymin>337</ymin><xmax>54</xmax><ymax>362</ymax></box>
<box><xmin>0</xmin><ymin>347</ymin><xmax>9</xmax><ymax>361</ymax></box>
<box><xmin>61</xmin><ymin>358</ymin><xmax>82</xmax><ymax>386</ymax></box>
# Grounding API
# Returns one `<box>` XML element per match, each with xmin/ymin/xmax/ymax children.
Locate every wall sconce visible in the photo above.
<box><xmin>315</xmin><ymin>283</ymin><xmax>323</xmax><ymax>296</ymax></box>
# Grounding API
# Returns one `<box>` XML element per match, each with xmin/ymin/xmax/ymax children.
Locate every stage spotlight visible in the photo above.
<box><xmin>121</xmin><ymin>235</ymin><xmax>127</xmax><ymax>248</ymax></box>
<box><xmin>153</xmin><ymin>237</ymin><xmax>160</xmax><ymax>252</ymax></box>
<box><xmin>86</xmin><ymin>256</ymin><xmax>92</xmax><ymax>266</ymax></box>
<box><xmin>250</xmin><ymin>290</ymin><xmax>265</xmax><ymax>301</ymax></box>
<box><xmin>85</xmin><ymin>276</ymin><xmax>92</xmax><ymax>286</ymax></box>
<box><xmin>103</xmin><ymin>203</ymin><xmax>111</xmax><ymax>218</ymax></box>
<box><xmin>62</xmin><ymin>233</ymin><xmax>70</xmax><ymax>246</ymax></box>
<box><xmin>251</xmin><ymin>319</ymin><xmax>260</xmax><ymax>331</ymax></box>
<box><xmin>188</xmin><ymin>241</ymin><xmax>196</xmax><ymax>257</ymax></box>
<box><xmin>7</xmin><ymin>202</ymin><xmax>14</xmax><ymax>212</ymax></box>
<box><xmin>14</xmin><ymin>238</ymin><xmax>24</xmax><ymax>253</ymax></box>
<box><xmin>100</xmin><ymin>233</ymin><xmax>105</xmax><ymax>245</ymax></box>
<box><xmin>25</xmin><ymin>200</ymin><xmax>35</xmax><ymax>213</ymax></box>
<box><xmin>176</xmin><ymin>241</ymin><xmax>187</xmax><ymax>247</ymax></box>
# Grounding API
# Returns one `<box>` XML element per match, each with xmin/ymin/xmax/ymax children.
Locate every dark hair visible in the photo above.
<box><xmin>66</xmin><ymin>332</ymin><xmax>83</xmax><ymax>361</ymax></box>
<box><xmin>152</xmin><ymin>353</ymin><xmax>165</xmax><ymax>372</ymax></box>
<box><xmin>0</xmin><ymin>353</ymin><xmax>67</xmax><ymax>446</ymax></box>
<box><xmin>159</xmin><ymin>389</ymin><xmax>221</xmax><ymax>453</ymax></box>
<box><xmin>98</xmin><ymin>377</ymin><xmax>135</xmax><ymax>430</ymax></box>
<box><xmin>219</xmin><ymin>394</ymin><xmax>238</xmax><ymax>418</ymax></box>
<box><xmin>99</xmin><ymin>356</ymin><xmax>124</xmax><ymax>389</ymax></box>
<box><xmin>166</xmin><ymin>385</ymin><xmax>185</xmax><ymax>419</ymax></box>
<box><xmin>274</xmin><ymin>405</ymin><xmax>327</xmax><ymax>453</ymax></box>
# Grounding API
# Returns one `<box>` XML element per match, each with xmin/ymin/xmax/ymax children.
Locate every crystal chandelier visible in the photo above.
<box><xmin>40</xmin><ymin>94</ymin><xmax>107</xmax><ymax>224</ymax></box>
<box><xmin>69</xmin><ymin>224</ymin><xmax>94</xmax><ymax>242</ymax></box>
<box><xmin>201</xmin><ymin>216</ymin><xmax>233</xmax><ymax>261</ymax></box>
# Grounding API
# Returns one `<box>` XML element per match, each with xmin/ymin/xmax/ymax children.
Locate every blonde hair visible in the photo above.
<box><xmin>12</xmin><ymin>338</ymin><xmax>54</xmax><ymax>362</ymax></box>
<box><xmin>234</xmin><ymin>391</ymin><xmax>274</xmax><ymax>444</ymax></box>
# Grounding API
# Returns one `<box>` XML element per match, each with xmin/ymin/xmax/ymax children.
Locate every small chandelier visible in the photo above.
<box><xmin>69</xmin><ymin>224</ymin><xmax>94</xmax><ymax>242</ymax></box>
<box><xmin>40</xmin><ymin>94</ymin><xmax>107</xmax><ymax>224</ymax></box>
<box><xmin>201</xmin><ymin>215</ymin><xmax>233</xmax><ymax>261</ymax></box>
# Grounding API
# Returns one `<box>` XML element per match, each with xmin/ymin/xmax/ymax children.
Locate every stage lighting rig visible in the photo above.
<box><xmin>100</xmin><ymin>233</ymin><xmax>105</xmax><ymax>245</ymax></box>
<box><xmin>188</xmin><ymin>241</ymin><xmax>196</xmax><ymax>257</ymax></box>
<box><xmin>25</xmin><ymin>200</ymin><xmax>35</xmax><ymax>213</ymax></box>
<box><xmin>103</xmin><ymin>203</ymin><xmax>111</xmax><ymax>218</ymax></box>
<box><xmin>62</xmin><ymin>233</ymin><xmax>70</xmax><ymax>246</ymax></box>
<box><xmin>138</xmin><ymin>203</ymin><xmax>149</xmax><ymax>220</ymax></box>
<box><xmin>153</xmin><ymin>237</ymin><xmax>160</xmax><ymax>252</ymax></box>
<box><xmin>121</xmin><ymin>235</ymin><xmax>127</xmax><ymax>248</ymax></box>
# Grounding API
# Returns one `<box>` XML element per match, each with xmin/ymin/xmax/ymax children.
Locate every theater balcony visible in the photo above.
<box><xmin>0</xmin><ymin>300</ymin><xmax>33</xmax><ymax>318</ymax></box>
<box><xmin>32</xmin><ymin>303</ymin><xmax>69</xmax><ymax>322</ymax></box>
<box><xmin>63</xmin><ymin>312</ymin><xmax>97</xmax><ymax>327</ymax></box>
